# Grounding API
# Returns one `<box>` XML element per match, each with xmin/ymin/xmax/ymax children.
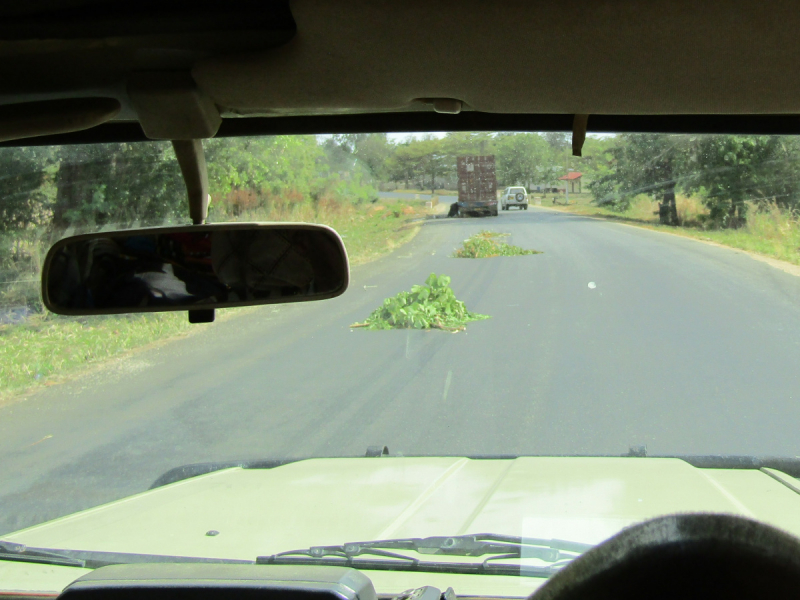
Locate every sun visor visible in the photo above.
<box><xmin>0</xmin><ymin>98</ymin><xmax>121</xmax><ymax>143</ymax></box>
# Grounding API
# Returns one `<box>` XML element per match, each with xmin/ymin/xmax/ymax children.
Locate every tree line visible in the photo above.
<box><xmin>0</xmin><ymin>135</ymin><xmax>378</xmax><ymax>236</ymax></box>
<box><xmin>589</xmin><ymin>134</ymin><xmax>800</xmax><ymax>226</ymax></box>
<box><xmin>0</xmin><ymin>132</ymin><xmax>605</xmax><ymax>236</ymax></box>
<box><xmin>2</xmin><ymin>132</ymin><xmax>799</xmax><ymax>238</ymax></box>
<box><xmin>329</xmin><ymin>131</ymin><xmax>609</xmax><ymax>193</ymax></box>
<box><xmin>338</xmin><ymin>132</ymin><xmax>800</xmax><ymax>228</ymax></box>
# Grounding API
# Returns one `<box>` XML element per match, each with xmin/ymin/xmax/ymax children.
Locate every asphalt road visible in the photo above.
<box><xmin>3</xmin><ymin>207</ymin><xmax>800</xmax><ymax>534</ymax></box>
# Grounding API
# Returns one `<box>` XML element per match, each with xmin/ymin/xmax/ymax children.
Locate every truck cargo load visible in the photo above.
<box><xmin>456</xmin><ymin>155</ymin><xmax>498</xmax><ymax>217</ymax></box>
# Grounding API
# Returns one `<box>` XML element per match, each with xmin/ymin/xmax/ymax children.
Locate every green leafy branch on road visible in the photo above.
<box><xmin>351</xmin><ymin>273</ymin><xmax>490</xmax><ymax>332</ymax></box>
<box><xmin>453</xmin><ymin>231</ymin><xmax>542</xmax><ymax>258</ymax></box>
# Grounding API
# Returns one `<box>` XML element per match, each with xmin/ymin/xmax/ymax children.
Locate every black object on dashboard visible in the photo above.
<box><xmin>365</xmin><ymin>446</ymin><xmax>389</xmax><ymax>457</ymax></box>
<box><xmin>391</xmin><ymin>587</ymin><xmax>448</xmax><ymax>600</ymax></box>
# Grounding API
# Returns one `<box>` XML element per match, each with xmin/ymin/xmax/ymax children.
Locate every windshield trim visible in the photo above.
<box><xmin>3</xmin><ymin>113</ymin><xmax>799</xmax><ymax>148</ymax></box>
<box><xmin>148</xmin><ymin>455</ymin><xmax>800</xmax><ymax>490</ymax></box>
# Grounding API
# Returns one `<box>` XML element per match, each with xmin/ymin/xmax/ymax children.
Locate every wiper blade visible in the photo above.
<box><xmin>0</xmin><ymin>540</ymin><xmax>253</xmax><ymax>569</ymax></box>
<box><xmin>261</xmin><ymin>533</ymin><xmax>592</xmax><ymax>560</ymax></box>
<box><xmin>256</xmin><ymin>533</ymin><xmax>593</xmax><ymax>578</ymax></box>
<box><xmin>0</xmin><ymin>541</ymin><xmax>86</xmax><ymax>568</ymax></box>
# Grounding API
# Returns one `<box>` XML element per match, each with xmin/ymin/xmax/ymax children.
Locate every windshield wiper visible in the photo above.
<box><xmin>256</xmin><ymin>533</ymin><xmax>593</xmax><ymax>578</ymax></box>
<box><xmin>0</xmin><ymin>540</ymin><xmax>254</xmax><ymax>569</ymax></box>
<box><xmin>0</xmin><ymin>541</ymin><xmax>87</xmax><ymax>568</ymax></box>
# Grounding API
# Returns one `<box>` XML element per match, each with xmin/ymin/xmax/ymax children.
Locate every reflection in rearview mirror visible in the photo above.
<box><xmin>42</xmin><ymin>223</ymin><xmax>349</xmax><ymax>315</ymax></box>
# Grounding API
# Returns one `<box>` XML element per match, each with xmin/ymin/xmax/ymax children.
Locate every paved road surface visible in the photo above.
<box><xmin>3</xmin><ymin>208</ymin><xmax>800</xmax><ymax>534</ymax></box>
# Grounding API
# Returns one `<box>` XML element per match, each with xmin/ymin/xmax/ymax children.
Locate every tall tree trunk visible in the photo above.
<box><xmin>728</xmin><ymin>199</ymin><xmax>744</xmax><ymax>227</ymax></box>
<box><xmin>664</xmin><ymin>182</ymin><xmax>678</xmax><ymax>225</ymax></box>
<box><xmin>52</xmin><ymin>161</ymin><xmax>82</xmax><ymax>229</ymax></box>
<box><xmin>658</xmin><ymin>170</ymin><xmax>678</xmax><ymax>225</ymax></box>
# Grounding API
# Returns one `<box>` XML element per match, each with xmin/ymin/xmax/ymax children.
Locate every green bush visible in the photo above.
<box><xmin>453</xmin><ymin>231</ymin><xmax>541</xmax><ymax>258</ymax></box>
<box><xmin>352</xmin><ymin>273</ymin><xmax>489</xmax><ymax>332</ymax></box>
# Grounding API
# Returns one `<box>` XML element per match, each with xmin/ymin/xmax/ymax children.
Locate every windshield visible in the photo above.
<box><xmin>3</xmin><ymin>131</ymin><xmax>800</xmax><ymax>592</ymax></box>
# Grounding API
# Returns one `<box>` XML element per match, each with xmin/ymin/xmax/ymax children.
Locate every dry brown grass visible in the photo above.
<box><xmin>675</xmin><ymin>195</ymin><xmax>709</xmax><ymax>226</ymax></box>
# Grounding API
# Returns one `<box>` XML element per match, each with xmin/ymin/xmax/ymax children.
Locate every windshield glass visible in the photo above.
<box><xmin>3</xmin><ymin>131</ymin><xmax>800</xmax><ymax>590</ymax></box>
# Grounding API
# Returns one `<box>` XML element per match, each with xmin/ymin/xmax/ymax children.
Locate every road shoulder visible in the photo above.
<box><xmin>531</xmin><ymin>205</ymin><xmax>800</xmax><ymax>279</ymax></box>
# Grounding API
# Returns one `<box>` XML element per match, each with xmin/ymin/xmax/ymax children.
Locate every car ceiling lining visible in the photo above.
<box><xmin>192</xmin><ymin>0</ymin><xmax>800</xmax><ymax>116</ymax></box>
<box><xmin>3</xmin><ymin>0</ymin><xmax>800</xmax><ymax>133</ymax></box>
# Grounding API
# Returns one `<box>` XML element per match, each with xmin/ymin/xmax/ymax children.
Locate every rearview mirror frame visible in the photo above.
<box><xmin>41</xmin><ymin>222</ymin><xmax>349</xmax><ymax>316</ymax></box>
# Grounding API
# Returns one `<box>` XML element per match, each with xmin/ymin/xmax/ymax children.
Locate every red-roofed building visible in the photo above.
<box><xmin>558</xmin><ymin>171</ymin><xmax>583</xmax><ymax>194</ymax></box>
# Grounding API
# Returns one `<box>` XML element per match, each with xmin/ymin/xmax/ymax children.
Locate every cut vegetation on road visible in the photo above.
<box><xmin>453</xmin><ymin>231</ymin><xmax>542</xmax><ymax>258</ymax></box>
<box><xmin>351</xmin><ymin>273</ymin><xmax>489</xmax><ymax>332</ymax></box>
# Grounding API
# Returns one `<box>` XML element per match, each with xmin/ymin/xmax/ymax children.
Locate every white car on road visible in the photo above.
<box><xmin>501</xmin><ymin>186</ymin><xmax>528</xmax><ymax>210</ymax></box>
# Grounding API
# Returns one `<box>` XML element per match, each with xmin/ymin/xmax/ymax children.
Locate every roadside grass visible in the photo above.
<box><xmin>542</xmin><ymin>195</ymin><xmax>800</xmax><ymax>267</ymax></box>
<box><xmin>0</xmin><ymin>312</ymin><xmax>194</xmax><ymax>398</ymax></box>
<box><xmin>453</xmin><ymin>231</ymin><xmax>542</xmax><ymax>258</ymax></box>
<box><xmin>0</xmin><ymin>199</ymin><xmax>427</xmax><ymax>402</ymax></box>
<box><xmin>331</xmin><ymin>202</ymin><xmax>424</xmax><ymax>265</ymax></box>
<box><xmin>220</xmin><ymin>199</ymin><xmax>424</xmax><ymax>266</ymax></box>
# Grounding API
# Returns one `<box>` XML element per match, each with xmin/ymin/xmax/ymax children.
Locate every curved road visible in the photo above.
<box><xmin>2</xmin><ymin>207</ymin><xmax>800</xmax><ymax>534</ymax></box>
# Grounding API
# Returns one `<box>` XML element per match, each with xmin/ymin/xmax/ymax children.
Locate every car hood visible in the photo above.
<box><xmin>5</xmin><ymin>456</ymin><xmax>800</xmax><ymax>596</ymax></box>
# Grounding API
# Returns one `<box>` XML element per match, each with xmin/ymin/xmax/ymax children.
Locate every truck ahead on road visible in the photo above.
<box><xmin>455</xmin><ymin>155</ymin><xmax>498</xmax><ymax>217</ymax></box>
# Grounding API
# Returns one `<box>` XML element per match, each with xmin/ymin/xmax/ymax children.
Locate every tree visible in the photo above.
<box><xmin>590</xmin><ymin>134</ymin><xmax>689</xmax><ymax>224</ymax></box>
<box><xmin>331</xmin><ymin>133</ymin><xmax>393</xmax><ymax>181</ymax></box>
<box><xmin>386</xmin><ymin>136</ymin><xmax>448</xmax><ymax>193</ymax></box>
<box><xmin>590</xmin><ymin>133</ymin><xmax>800</xmax><ymax>227</ymax></box>
<box><xmin>576</xmin><ymin>137</ymin><xmax>617</xmax><ymax>179</ymax></box>
<box><xmin>207</xmin><ymin>135</ymin><xmax>322</xmax><ymax>201</ymax></box>
<box><xmin>543</xmin><ymin>132</ymin><xmax>569</xmax><ymax>152</ymax></box>
<box><xmin>684</xmin><ymin>135</ymin><xmax>800</xmax><ymax>224</ymax></box>
<box><xmin>494</xmin><ymin>133</ymin><xmax>550</xmax><ymax>187</ymax></box>
<box><xmin>52</xmin><ymin>142</ymin><xmax>184</xmax><ymax>230</ymax></box>
<box><xmin>441</xmin><ymin>132</ymin><xmax>495</xmax><ymax>157</ymax></box>
<box><xmin>0</xmin><ymin>146</ymin><xmax>55</xmax><ymax>233</ymax></box>
<box><xmin>385</xmin><ymin>141</ymin><xmax>418</xmax><ymax>189</ymax></box>
<box><xmin>415</xmin><ymin>137</ymin><xmax>448</xmax><ymax>193</ymax></box>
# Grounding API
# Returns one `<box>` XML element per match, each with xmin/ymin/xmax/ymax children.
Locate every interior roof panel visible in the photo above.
<box><xmin>2</xmin><ymin>0</ymin><xmax>800</xmax><ymax>144</ymax></box>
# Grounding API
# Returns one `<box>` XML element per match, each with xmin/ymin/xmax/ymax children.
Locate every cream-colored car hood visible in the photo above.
<box><xmin>4</xmin><ymin>457</ymin><xmax>800</xmax><ymax>596</ymax></box>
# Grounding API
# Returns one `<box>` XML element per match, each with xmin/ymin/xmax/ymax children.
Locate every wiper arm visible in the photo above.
<box><xmin>256</xmin><ymin>533</ymin><xmax>593</xmax><ymax>578</ymax></box>
<box><xmin>0</xmin><ymin>540</ymin><xmax>253</xmax><ymax>569</ymax></box>
<box><xmin>0</xmin><ymin>541</ymin><xmax>86</xmax><ymax>568</ymax></box>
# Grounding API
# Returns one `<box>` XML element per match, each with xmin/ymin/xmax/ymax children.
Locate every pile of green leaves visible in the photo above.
<box><xmin>351</xmin><ymin>273</ymin><xmax>489</xmax><ymax>332</ymax></box>
<box><xmin>453</xmin><ymin>231</ymin><xmax>541</xmax><ymax>258</ymax></box>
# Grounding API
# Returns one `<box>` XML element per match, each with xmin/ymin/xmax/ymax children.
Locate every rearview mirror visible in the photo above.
<box><xmin>42</xmin><ymin>223</ymin><xmax>349</xmax><ymax>316</ymax></box>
